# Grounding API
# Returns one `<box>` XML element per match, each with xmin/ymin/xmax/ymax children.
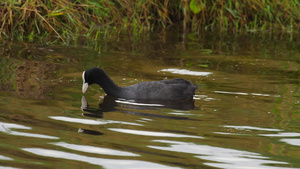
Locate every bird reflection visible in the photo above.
<box><xmin>81</xmin><ymin>96</ymin><xmax>196</xmax><ymax>120</ymax></box>
<box><xmin>78</xmin><ymin>128</ymin><xmax>103</xmax><ymax>135</ymax></box>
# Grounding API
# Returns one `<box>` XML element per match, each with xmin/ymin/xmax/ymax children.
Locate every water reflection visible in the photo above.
<box><xmin>0</xmin><ymin>155</ymin><xmax>13</xmax><ymax>160</ymax></box>
<box><xmin>115</xmin><ymin>99</ymin><xmax>164</xmax><ymax>107</ymax></box>
<box><xmin>0</xmin><ymin>56</ymin><xmax>57</xmax><ymax>99</ymax></box>
<box><xmin>149</xmin><ymin>140</ymin><xmax>293</xmax><ymax>169</ymax></box>
<box><xmin>78</xmin><ymin>128</ymin><xmax>104</xmax><ymax>135</ymax></box>
<box><xmin>260</xmin><ymin>132</ymin><xmax>300</xmax><ymax>137</ymax></box>
<box><xmin>81</xmin><ymin>96</ymin><xmax>196</xmax><ymax>120</ymax></box>
<box><xmin>223</xmin><ymin>125</ymin><xmax>282</xmax><ymax>132</ymax></box>
<box><xmin>281</xmin><ymin>139</ymin><xmax>300</xmax><ymax>146</ymax></box>
<box><xmin>49</xmin><ymin>116</ymin><xmax>142</xmax><ymax>126</ymax></box>
<box><xmin>0</xmin><ymin>122</ymin><xmax>58</xmax><ymax>139</ymax></box>
<box><xmin>82</xmin><ymin>95</ymin><xmax>196</xmax><ymax>111</ymax></box>
<box><xmin>221</xmin><ymin>126</ymin><xmax>300</xmax><ymax>139</ymax></box>
<box><xmin>23</xmin><ymin>148</ymin><xmax>181</xmax><ymax>169</ymax></box>
<box><xmin>0</xmin><ymin>166</ymin><xmax>19</xmax><ymax>169</ymax></box>
<box><xmin>214</xmin><ymin>90</ymin><xmax>280</xmax><ymax>97</ymax></box>
<box><xmin>159</xmin><ymin>68</ymin><xmax>212</xmax><ymax>76</ymax></box>
<box><xmin>109</xmin><ymin>128</ymin><xmax>203</xmax><ymax>139</ymax></box>
<box><xmin>51</xmin><ymin>142</ymin><xmax>139</xmax><ymax>156</ymax></box>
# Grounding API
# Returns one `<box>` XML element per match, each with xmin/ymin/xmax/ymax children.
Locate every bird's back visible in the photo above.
<box><xmin>120</xmin><ymin>78</ymin><xmax>197</xmax><ymax>100</ymax></box>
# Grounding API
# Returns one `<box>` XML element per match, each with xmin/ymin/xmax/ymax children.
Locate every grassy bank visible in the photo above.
<box><xmin>0</xmin><ymin>0</ymin><xmax>299</xmax><ymax>42</ymax></box>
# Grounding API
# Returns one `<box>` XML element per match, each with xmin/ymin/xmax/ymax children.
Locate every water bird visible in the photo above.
<box><xmin>82</xmin><ymin>68</ymin><xmax>198</xmax><ymax>100</ymax></box>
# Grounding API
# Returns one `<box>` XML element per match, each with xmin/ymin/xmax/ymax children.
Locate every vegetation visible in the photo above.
<box><xmin>0</xmin><ymin>0</ymin><xmax>299</xmax><ymax>42</ymax></box>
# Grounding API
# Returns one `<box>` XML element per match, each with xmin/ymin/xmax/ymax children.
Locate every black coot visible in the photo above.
<box><xmin>82</xmin><ymin>68</ymin><xmax>198</xmax><ymax>100</ymax></box>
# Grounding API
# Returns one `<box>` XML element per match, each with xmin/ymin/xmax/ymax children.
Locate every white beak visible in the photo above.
<box><xmin>82</xmin><ymin>71</ymin><xmax>88</xmax><ymax>93</ymax></box>
<box><xmin>82</xmin><ymin>82</ymin><xmax>88</xmax><ymax>93</ymax></box>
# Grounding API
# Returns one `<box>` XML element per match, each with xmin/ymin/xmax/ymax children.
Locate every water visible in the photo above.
<box><xmin>0</xmin><ymin>30</ymin><xmax>299</xmax><ymax>169</ymax></box>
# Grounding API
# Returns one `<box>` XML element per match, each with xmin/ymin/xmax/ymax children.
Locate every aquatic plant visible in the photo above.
<box><xmin>0</xmin><ymin>0</ymin><xmax>299</xmax><ymax>42</ymax></box>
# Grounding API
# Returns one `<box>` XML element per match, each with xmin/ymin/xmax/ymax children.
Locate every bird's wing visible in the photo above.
<box><xmin>160</xmin><ymin>78</ymin><xmax>192</xmax><ymax>85</ymax></box>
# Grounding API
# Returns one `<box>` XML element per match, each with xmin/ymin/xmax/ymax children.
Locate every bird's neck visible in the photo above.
<box><xmin>96</xmin><ymin>74</ymin><xmax>121</xmax><ymax>97</ymax></box>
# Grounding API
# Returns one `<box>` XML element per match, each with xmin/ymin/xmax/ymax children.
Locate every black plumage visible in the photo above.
<box><xmin>82</xmin><ymin>68</ymin><xmax>198</xmax><ymax>100</ymax></box>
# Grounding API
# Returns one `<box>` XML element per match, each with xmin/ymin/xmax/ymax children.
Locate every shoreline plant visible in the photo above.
<box><xmin>0</xmin><ymin>0</ymin><xmax>299</xmax><ymax>42</ymax></box>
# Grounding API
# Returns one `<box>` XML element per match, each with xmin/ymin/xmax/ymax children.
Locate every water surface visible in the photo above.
<box><xmin>0</xmin><ymin>30</ymin><xmax>299</xmax><ymax>169</ymax></box>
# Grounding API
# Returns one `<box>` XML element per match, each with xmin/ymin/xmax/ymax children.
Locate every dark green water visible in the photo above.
<box><xmin>0</xmin><ymin>30</ymin><xmax>299</xmax><ymax>169</ymax></box>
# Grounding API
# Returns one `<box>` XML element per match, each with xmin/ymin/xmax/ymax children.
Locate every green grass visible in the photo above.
<box><xmin>0</xmin><ymin>0</ymin><xmax>299</xmax><ymax>42</ymax></box>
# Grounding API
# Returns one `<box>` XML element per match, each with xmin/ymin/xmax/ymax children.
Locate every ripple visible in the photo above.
<box><xmin>0</xmin><ymin>122</ymin><xmax>31</xmax><ymax>131</ymax></box>
<box><xmin>0</xmin><ymin>167</ymin><xmax>19</xmax><ymax>169</ymax></box>
<box><xmin>0</xmin><ymin>122</ymin><xmax>58</xmax><ymax>139</ymax></box>
<box><xmin>214</xmin><ymin>91</ymin><xmax>248</xmax><ymax>96</ymax></box>
<box><xmin>149</xmin><ymin>140</ymin><xmax>293</xmax><ymax>169</ymax></box>
<box><xmin>168</xmin><ymin>112</ymin><xmax>194</xmax><ymax>116</ymax></box>
<box><xmin>260</xmin><ymin>132</ymin><xmax>300</xmax><ymax>137</ymax></box>
<box><xmin>214</xmin><ymin>91</ymin><xmax>280</xmax><ymax>97</ymax></box>
<box><xmin>49</xmin><ymin>116</ymin><xmax>142</xmax><ymax>126</ymax></box>
<box><xmin>109</xmin><ymin>128</ymin><xmax>203</xmax><ymax>139</ymax></box>
<box><xmin>115</xmin><ymin>99</ymin><xmax>163</xmax><ymax>107</ymax></box>
<box><xmin>281</xmin><ymin>139</ymin><xmax>300</xmax><ymax>146</ymax></box>
<box><xmin>214</xmin><ymin>132</ymin><xmax>242</xmax><ymax>135</ymax></box>
<box><xmin>51</xmin><ymin>142</ymin><xmax>139</xmax><ymax>156</ymax></box>
<box><xmin>223</xmin><ymin>125</ymin><xmax>282</xmax><ymax>132</ymax></box>
<box><xmin>23</xmin><ymin>148</ymin><xmax>181</xmax><ymax>169</ymax></box>
<box><xmin>0</xmin><ymin>155</ymin><xmax>13</xmax><ymax>160</ymax></box>
<box><xmin>159</xmin><ymin>68</ymin><xmax>212</xmax><ymax>76</ymax></box>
